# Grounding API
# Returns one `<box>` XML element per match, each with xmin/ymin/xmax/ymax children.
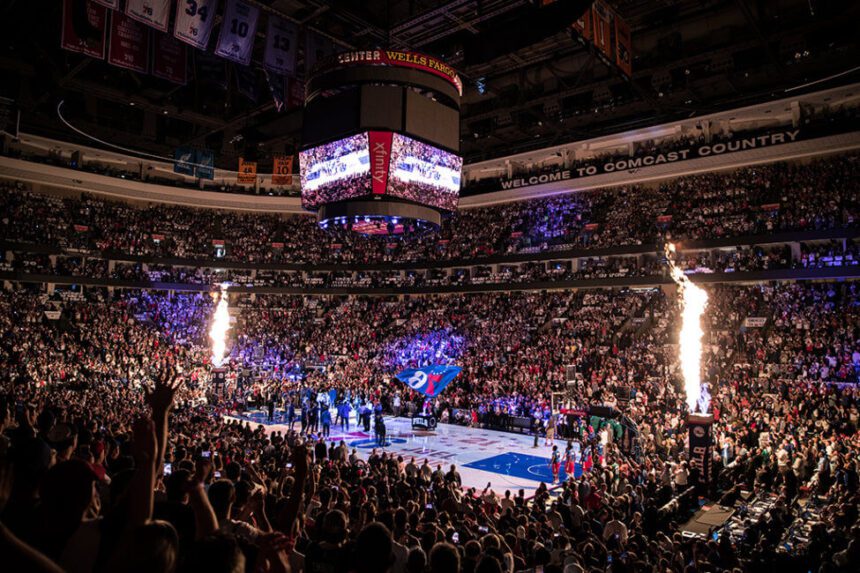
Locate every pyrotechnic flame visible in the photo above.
<box><xmin>209</xmin><ymin>284</ymin><xmax>231</xmax><ymax>367</ymax></box>
<box><xmin>665</xmin><ymin>244</ymin><xmax>709</xmax><ymax>413</ymax></box>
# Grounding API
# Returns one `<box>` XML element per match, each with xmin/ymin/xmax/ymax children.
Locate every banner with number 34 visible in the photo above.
<box><xmin>174</xmin><ymin>0</ymin><xmax>217</xmax><ymax>50</ymax></box>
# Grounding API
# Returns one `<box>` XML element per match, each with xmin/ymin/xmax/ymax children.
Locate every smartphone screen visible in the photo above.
<box><xmin>202</xmin><ymin>451</ymin><xmax>211</xmax><ymax>458</ymax></box>
<box><xmin>163</xmin><ymin>463</ymin><xmax>172</xmax><ymax>476</ymax></box>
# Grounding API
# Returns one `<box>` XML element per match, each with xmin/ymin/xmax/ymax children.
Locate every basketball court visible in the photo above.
<box><xmin>227</xmin><ymin>411</ymin><xmax>582</xmax><ymax>495</ymax></box>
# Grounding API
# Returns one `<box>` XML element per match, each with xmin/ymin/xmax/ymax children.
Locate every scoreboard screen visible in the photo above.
<box><xmin>300</xmin><ymin>131</ymin><xmax>461</xmax><ymax>213</ymax></box>
<box><xmin>300</xmin><ymin>133</ymin><xmax>371</xmax><ymax>209</ymax></box>
<box><xmin>387</xmin><ymin>133</ymin><xmax>462</xmax><ymax>212</ymax></box>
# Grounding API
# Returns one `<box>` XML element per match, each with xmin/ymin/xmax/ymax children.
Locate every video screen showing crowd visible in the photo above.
<box><xmin>299</xmin><ymin>133</ymin><xmax>372</xmax><ymax>210</ymax></box>
<box><xmin>299</xmin><ymin>132</ymin><xmax>462</xmax><ymax>213</ymax></box>
<box><xmin>387</xmin><ymin>134</ymin><xmax>462</xmax><ymax>212</ymax></box>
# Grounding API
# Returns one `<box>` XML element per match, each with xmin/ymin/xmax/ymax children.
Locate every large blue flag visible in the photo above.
<box><xmin>395</xmin><ymin>364</ymin><xmax>462</xmax><ymax>397</ymax></box>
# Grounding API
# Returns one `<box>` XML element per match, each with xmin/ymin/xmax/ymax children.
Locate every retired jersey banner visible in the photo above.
<box><xmin>61</xmin><ymin>0</ymin><xmax>108</xmax><ymax>60</ymax></box>
<box><xmin>108</xmin><ymin>10</ymin><xmax>150</xmax><ymax>73</ymax></box>
<box><xmin>272</xmin><ymin>155</ymin><xmax>293</xmax><ymax>185</ymax></box>
<box><xmin>591</xmin><ymin>1</ymin><xmax>614</xmax><ymax>60</ymax></box>
<box><xmin>152</xmin><ymin>33</ymin><xmax>188</xmax><ymax>84</ymax></box>
<box><xmin>174</xmin><ymin>0</ymin><xmax>217</xmax><ymax>50</ymax></box>
<box><xmin>91</xmin><ymin>0</ymin><xmax>119</xmax><ymax>8</ymax></box>
<box><xmin>264</xmin><ymin>16</ymin><xmax>298</xmax><ymax>75</ymax></box>
<box><xmin>614</xmin><ymin>14</ymin><xmax>632</xmax><ymax>77</ymax></box>
<box><xmin>395</xmin><ymin>364</ymin><xmax>462</xmax><ymax>398</ymax></box>
<box><xmin>215</xmin><ymin>0</ymin><xmax>260</xmax><ymax>66</ymax></box>
<box><xmin>125</xmin><ymin>0</ymin><xmax>171</xmax><ymax>33</ymax></box>
<box><xmin>237</xmin><ymin>158</ymin><xmax>257</xmax><ymax>184</ymax></box>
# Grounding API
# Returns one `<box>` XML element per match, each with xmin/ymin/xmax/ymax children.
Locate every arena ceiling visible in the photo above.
<box><xmin>0</xmin><ymin>0</ymin><xmax>858</xmax><ymax>169</ymax></box>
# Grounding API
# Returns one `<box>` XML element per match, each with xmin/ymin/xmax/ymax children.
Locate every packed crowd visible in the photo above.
<box><xmin>0</xmin><ymin>277</ymin><xmax>858</xmax><ymax>572</ymax></box>
<box><xmin>1</xmin><ymin>241</ymin><xmax>842</xmax><ymax>292</ymax></box>
<box><xmin>2</xmin><ymin>153</ymin><xmax>859</xmax><ymax>268</ymax></box>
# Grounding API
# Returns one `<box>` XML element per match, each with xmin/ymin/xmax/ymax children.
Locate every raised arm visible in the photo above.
<box><xmin>128</xmin><ymin>416</ymin><xmax>158</xmax><ymax>525</ymax></box>
<box><xmin>187</xmin><ymin>459</ymin><xmax>219</xmax><ymax>539</ymax></box>
<box><xmin>144</xmin><ymin>374</ymin><xmax>183</xmax><ymax>478</ymax></box>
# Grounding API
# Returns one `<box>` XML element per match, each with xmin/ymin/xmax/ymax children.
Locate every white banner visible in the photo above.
<box><xmin>174</xmin><ymin>0</ymin><xmax>217</xmax><ymax>49</ymax></box>
<box><xmin>263</xmin><ymin>15</ymin><xmax>298</xmax><ymax>75</ymax></box>
<box><xmin>743</xmin><ymin>317</ymin><xmax>767</xmax><ymax>328</ymax></box>
<box><xmin>215</xmin><ymin>0</ymin><xmax>260</xmax><ymax>65</ymax></box>
<box><xmin>125</xmin><ymin>0</ymin><xmax>171</xmax><ymax>33</ymax></box>
<box><xmin>44</xmin><ymin>310</ymin><xmax>62</xmax><ymax>321</ymax></box>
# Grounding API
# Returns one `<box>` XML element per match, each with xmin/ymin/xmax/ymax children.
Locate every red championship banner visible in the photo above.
<box><xmin>271</xmin><ymin>155</ymin><xmax>293</xmax><ymax>186</ymax></box>
<box><xmin>125</xmin><ymin>0</ymin><xmax>171</xmax><ymax>33</ymax></box>
<box><xmin>61</xmin><ymin>0</ymin><xmax>108</xmax><ymax>60</ymax></box>
<box><xmin>271</xmin><ymin>242</ymin><xmax>285</xmax><ymax>249</ymax></box>
<box><xmin>152</xmin><ymin>33</ymin><xmax>187</xmax><ymax>85</ymax></box>
<box><xmin>237</xmin><ymin>158</ymin><xmax>257</xmax><ymax>184</ymax></box>
<box><xmin>591</xmin><ymin>1</ymin><xmax>614</xmax><ymax>60</ymax></box>
<box><xmin>368</xmin><ymin>131</ymin><xmax>393</xmax><ymax>195</ymax></box>
<box><xmin>73</xmin><ymin>224</ymin><xmax>90</xmax><ymax>232</ymax></box>
<box><xmin>571</xmin><ymin>5</ymin><xmax>592</xmax><ymax>42</ymax></box>
<box><xmin>108</xmin><ymin>10</ymin><xmax>149</xmax><ymax>73</ymax></box>
<box><xmin>614</xmin><ymin>14</ymin><xmax>632</xmax><ymax>77</ymax></box>
<box><xmin>316</xmin><ymin>50</ymin><xmax>463</xmax><ymax>96</ymax></box>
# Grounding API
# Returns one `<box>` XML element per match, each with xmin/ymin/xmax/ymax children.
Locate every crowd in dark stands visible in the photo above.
<box><xmin>1</xmin><ymin>150</ymin><xmax>859</xmax><ymax>573</ymax></box>
<box><xmin>1</xmin><ymin>279</ymin><xmax>858</xmax><ymax>573</ymax></box>
<box><xmin>2</xmin><ymin>153</ymin><xmax>859</xmax><ymax>269</ymax></box>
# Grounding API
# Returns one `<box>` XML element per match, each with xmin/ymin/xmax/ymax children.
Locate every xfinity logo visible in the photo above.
<box><xmin>372</xmin><ymin>142</ymin><xmax>388</xmax><ymax>183</ymax></box>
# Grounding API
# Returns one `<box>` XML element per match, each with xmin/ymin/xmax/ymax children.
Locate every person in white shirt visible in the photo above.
<box><xmin>674</xmin><ymin>461</ymin><xmax>689</xmax><ymax>489</ymax></box>
<box><xmin>500</xmin><ymin>490</ymin><xmax>515</xmax><ymax>512</ymax></box>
